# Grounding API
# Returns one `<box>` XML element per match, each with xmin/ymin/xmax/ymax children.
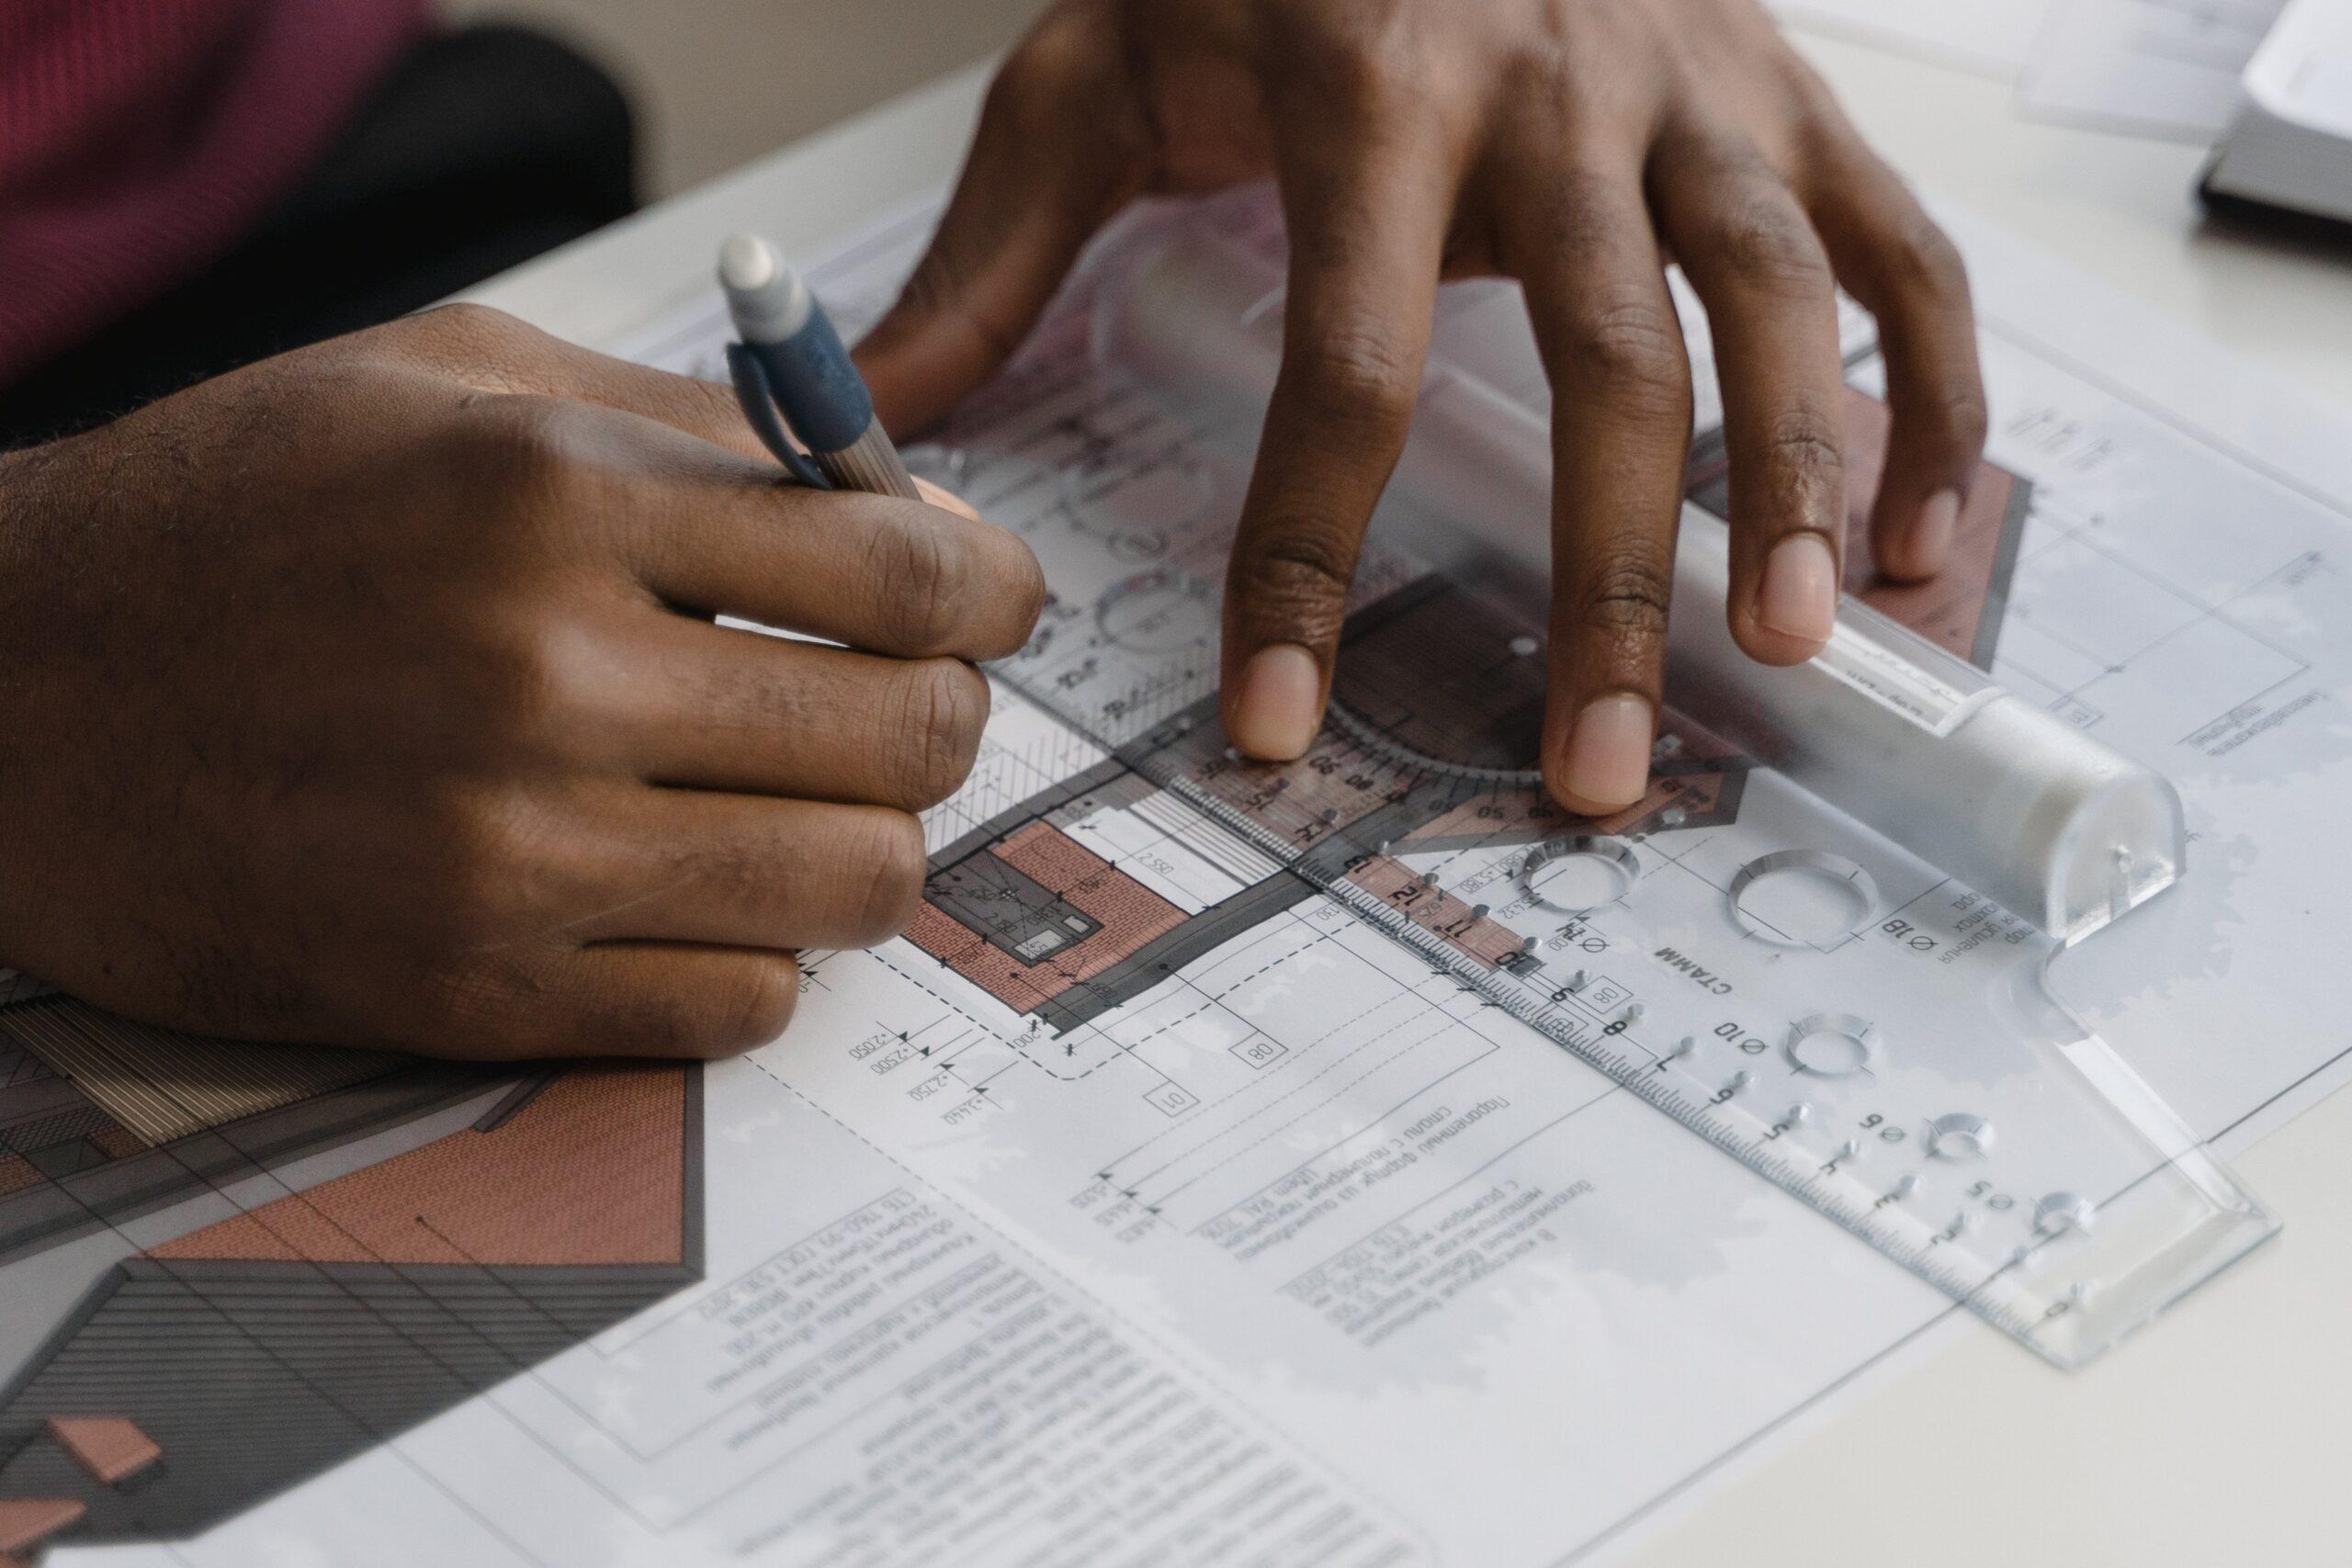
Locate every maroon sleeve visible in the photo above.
<box><xmin>0</xmin><ymin>0</ymin><xmax>430</xmax><ymax>386</ymax></box>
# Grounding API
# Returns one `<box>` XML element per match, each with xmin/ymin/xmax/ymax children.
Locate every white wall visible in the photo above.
<box><xmin>443</xmin><ymin>0</ymin><xmax>1054</xmax><ymax>196</ymax></box>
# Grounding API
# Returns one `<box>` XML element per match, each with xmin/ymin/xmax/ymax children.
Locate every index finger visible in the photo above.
<box><xmin>464</xmin><ymin>395</ymin><xmax>1045</xmax><ymax>660</ymax></box>
<box><xmin>396</xmin><ymin>302</ymin><xmax>772</xmax><ymax>463</ymax></box>
<box><xmin>1220</xmin><ymin>109</ymin><xmax>1459</xmax><ymax>760</ymax></box>
<box><xmin>400</xmin><ymin>307</ymin><xmax>989</xmax><ymax>527</ymax></box>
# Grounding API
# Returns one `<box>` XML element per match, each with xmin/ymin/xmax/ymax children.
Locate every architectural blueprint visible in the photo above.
<box><xmin>3</xmin><ymin>187</ymin><xmax>2352</xmax><ymax>1564</ymax></box>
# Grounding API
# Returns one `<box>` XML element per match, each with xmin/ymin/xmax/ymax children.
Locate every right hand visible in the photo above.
<box><xmin>0</xmin><ymin>305</ymin><xmax>1046</xmax><ymax>1060</ymax></box>
<box><xmin>859</xmin><ymin>0</ymin><xmax>1987</xmax><ymax>813</ymax></box>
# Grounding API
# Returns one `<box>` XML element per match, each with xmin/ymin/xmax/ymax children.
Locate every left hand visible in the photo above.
<box><xmin>855</xmin><ymin>0</ymin><xmax>1987</xmax><ymax>813</ymax></box>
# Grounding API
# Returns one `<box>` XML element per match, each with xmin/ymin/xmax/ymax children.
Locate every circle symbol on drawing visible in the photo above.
<box><xmin>1105</xmin><ymin>528</ymin><xmax>1168</xmax><ymax>563</ymax></box>
<box><xmin>1059</xmin><ymin>452</ymin><xmax>1213</xmax><ymax>549</ymax></box>
<box><xmin>1783</xmin><ymin>1012</ymin><xmax>1879</xmax><ymax>1077</ymax></box>
<box><xmin>1321</xmin><ymin>697</ymin><xmax>1543</xmax><ymax>788</ymax></box>
<box><xmin>1094</xmin><ymin>569</ymin><xmax>1214</xmax><ymax>654</ymax></box>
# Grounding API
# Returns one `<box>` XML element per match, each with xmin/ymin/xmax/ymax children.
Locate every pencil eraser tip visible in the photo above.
<box><xmin>718</xmin><ymin>232</ymin><xmax>777</xmax><ymax>293</ymax></box>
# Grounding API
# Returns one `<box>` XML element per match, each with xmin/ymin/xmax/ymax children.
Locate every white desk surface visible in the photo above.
<box><xmin>469</xmin><ymin>36</ymin><xmax>2352</xmax><ymax>1567</ymax></box>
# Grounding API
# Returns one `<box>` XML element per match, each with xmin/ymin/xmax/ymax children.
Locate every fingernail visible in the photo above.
<box><xmin>1230</xmin><ymin>643</ymin><xmax>1322</xmax><ymax>759</ymax></box>
<box><xmin>1912</xmin><ymin>488</ymin><xmax>1959</xmax><ymax>571</ymax></box>
<box><xmin>1561</xmin><ymin>692</ymin><xmax>1655</xmax><ymax>809</ymax></box>
<box><xmin>1758</xmin><ymin>532</ymin><xmax>1838</xmax><ymax>645</ymax></box>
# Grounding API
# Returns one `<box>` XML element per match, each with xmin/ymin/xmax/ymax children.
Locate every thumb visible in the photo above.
<box><xmin>854</xmin><ymin>5</ymin><xmax>1151</xmax><ymax>434</ymax></box>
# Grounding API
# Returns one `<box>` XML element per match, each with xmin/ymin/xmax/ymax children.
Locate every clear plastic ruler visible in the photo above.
<box><xmin>962</xmin><ymin>578</ymin><xmax>2271</xmax><ymax>1364</ymax></box>
<box><xmin>669</xmin><ymin>194</ymin><xmax>2274</xmax><ymax>1366</ymax></box>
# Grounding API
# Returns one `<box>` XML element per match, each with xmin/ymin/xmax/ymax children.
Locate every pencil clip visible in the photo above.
<box><xmin>725</xmin><ymin>342</ymin><xmax>832</xmax><ymax>490</ymax></box>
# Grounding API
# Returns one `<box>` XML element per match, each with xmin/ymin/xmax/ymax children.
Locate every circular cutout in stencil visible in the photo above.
<box><xmin>2034</xmin><ymin>1191</ymin><xmax>2098</xmax><ymax>1237</ymax></box>
<box><xmin>1927</xmin><ymin>1112</ymin><xmax>1996</xmax><ymax>1161</ymax></box>
<box><xmin>1784</xmin><ymin>1012</ymin><xmax>1880</xmax><ymax>1077</ymax></box>
<box><xmin>1728</xmin><ymin>850</ymin><xmax>1879</xmax><ymax>949</ymax></box>
<box><xmin>1518</xmin><ymin>836</ymin><xmax>1640</xmax><ymax>915</ymax></box>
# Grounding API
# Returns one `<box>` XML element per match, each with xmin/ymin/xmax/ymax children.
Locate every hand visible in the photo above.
<box><xmin>0</xmin><ymin>306</ymin><xmax>1045</xmax><ymax>1058</ymax></box>
<box><xmin>856</xmin><ymin>0</ymin><xmax>1986</xmax><ymax>811</ymax></box>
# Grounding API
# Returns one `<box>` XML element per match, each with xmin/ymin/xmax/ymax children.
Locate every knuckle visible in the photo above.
<box><xmin>1282</xmin><ymin>320</ymin><xmax>1420</xmax><ymax>445</ymax></box>
<box><xmin>1562</xmin><ymin>304</ymin><xmax>1690</xmax><ymax>419</ymax></box>
<box><xmin>1713</xmin><ymin>194</ymin><xmax>1832</xmax><ymax>293</ymax></box>
<box><xmin>988</xmin><ymin>4</ymin><xmax>1110</xmax><ymax>123</ymax></box>
<box><xmin>415</xmin><ymin>956</ymin><xmax>553</xmax><ymax>1059</ymax></box>
<box><xmin>394</xmin><ymin>302</ymin><xmax>554</xmax><ymax>384</ymax></box>
<box><xmin>888</xmin><ymin>660</ymin><xmax>990</xmax><ymax>807</ymax></box>
<box><xmin>865</xmin><ymin>516</ymin><xmax>970</xmax><ymax>655</ymax></box>
<box><xmin>424</xmin><ymin>791</ymin><xmax>541</xmax><ymax>948</ymax></box>
<box><xmin>1235</xmin><ymin>525</ymin><xmax>1357</xmax><ymax>642</ymax></box>
<box><xmin>403</xmin><ymin>300</ymin><xmax>523</xmax><ymax>353</ymax></box>
<box><xmin>1921</xmin><ymin>383</ymin><xmax>1990</xmax><ymax>460</ymax></box>
<box><xmin>443</xmin><ymin>394</ymin><xmax>589</xmax><ymax>523</ymax></box>
<box><xmin>418</xmin><ymin>299</ymin><xmax>503</xmax><ymax>336</ymax></box>
<box><xmin>1519</xmin><ymin>165</ymin><xmax>1623</xmax><ymax>258</ymax></box>
<box><xmin>1499</xmin><ymin>31</ymin><xmax>1577</xmax><ymax>101</ymax></box>
<box><xmin>1883</xmin><ymin>213</ymin><xmax>1971</xmax><ymax>303</ymax></box>
<box><xmin>848</xmin><ymin>813</ymin><xmax>928</xmax><ymax>947</ymax></box>
<box><xmin>1909</xmin><ymin>393</ymin><xmax>1990</xmax><ymax>470</ymax></box>
<box><xmin>464</xmin><ymin>614</ymin><xmax>583</xmax><ymax>749</ymax></box>
<box><xmin>1764</xmin><ymin>412</ymin><xmax>1848</xmax><ymax>486</ymax></box>
<box><xmin>1291</xmin><ymin>21</ymin><xmax>1419</xmax><ymax>115</ymax></box>
<box><xmin>1577</xmin><ymin>547</ymin><xmax>1675</xmax><ymax>640</ymax></box>
<box><xmin>681</xmin><ymin>829</ymin><xmax>769</xmax><ymax>925</ymax></box>
<box><xmin>606</xmin><ymin>989</ymin><xmax>713</xmax><ymax>1059</ymax></box>
<box><xmin>1778</xmin><ymin>55</ymin><xmax>1845</xmax><ymax>123</ymax></box>
<box><xmin>690</xmin><ymin>959</ymin><xmax>799</xmax><ymax>1055</ymax></box>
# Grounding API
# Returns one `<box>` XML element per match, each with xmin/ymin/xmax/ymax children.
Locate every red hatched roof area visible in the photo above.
<box><xmin>909</xmin><ymin>823</ymin><xmax>1187</xmax><ymax>1013</ymax></box>
<box><xmin>0</xmin><ymin>1497</ymin><xmax>83</xmax><ymax>1554</ymax></box>
<box><xmin>44</xmin><ymin>1417</ymin><xmax>160</xmax><ymax>1486</ymax></box>
<box><xmin>146</xmin><ymin>1066</ymin><xmax>686</xmax><ymax>1269</ymax></box>
<box><xmin>87</xmin><ymin>1124</ymin><xmax>146</xmax><ymax>1161</ymax></box>
<box><xmin>1686</xmin><ymin>385</ymin><xmax>2026</xmax><ymax>663</ymax></box>
<box><xmin>0</xmin><ymin>1154</ymin><xmax>38</xmax><ymax>1200</ymax></box>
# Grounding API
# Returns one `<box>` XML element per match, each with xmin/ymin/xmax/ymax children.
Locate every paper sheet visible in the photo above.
<box><xmin>2021</xmin><ymin>0</ymin><xmax>2284</xmax><ymax>138</ymax></box>
<box><xmin>1771</xmin><ymin>0</ymin><xmax>2286</xmax><ymax>142</ymax></box>
<box><xmin>6</xmin><ymin>188</ymin><xmax>2352</xmax><ymax>1566</ymax></box>
<box><xmin>1767</xmin><ymin>0</ymin><xmax>2059</xmax><ymax>77</ymax></box>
